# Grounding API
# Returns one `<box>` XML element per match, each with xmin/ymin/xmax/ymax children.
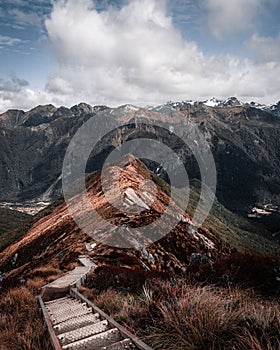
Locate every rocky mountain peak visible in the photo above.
<box><xmin>27</xmin><ymin>104</ymin><xmax>57</xmax><ymax>115</ymax></box>
<box><xmin>0</xmin><ymin>101</ymin><xmax>279</xmax><ymax>235</ymax></box>
<box><xmin>0</xmin><ymin>155</ymin><xmax>229</xmax><ymax>279</ymax></box>
<box><xmin>70</xmin><ymin>102</ymin><xmax>93</xmax><ymax>116</ymax></box>
<box><xmin>158</xmin><ymin>97</ymin><xmax>279</xmax><ymax>115</ymax></box>
<box><xmin>222</xmin><ymin>97</ymin><xmax>242</xmax><ymax>107</ymax></box>
<box><xmin>0</xmin><ymin>109</ymin><xmax>25</xmax><ymax>129</ymax></box>
<box><xmin>271</xmin><ymin>101</ymin><xmax>280</xmax><ymax>116</ymax></box>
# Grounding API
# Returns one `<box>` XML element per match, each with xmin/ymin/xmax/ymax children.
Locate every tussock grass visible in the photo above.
<box><xmin>91</xmin><ymin>288</ymin><xmax>128</xmax><ymax>314</ymax></box>
<box><xmin>25</xmin><ymin>277</ymin><xmax>46</xmax><ymax>292</ymax></box>
<box><xmin>31</xmin><ymin>265</ymin><xmax>62</xmax><ymax>278</ymax></box>
<box><xmin>85</xmin><ymin>268</ymin><xmax>280</xmax><ymax>350</ymax></box>
<box><xmin>86</xmin><ymin>265</ymin><xmax>170</xmax><ymax>293</ymax></box>
<box><xmin>144</xmin><ymin>283</ymin><xmax>280</xmax><ymax>350</ymax></box>
<box><xmin>0</xmin><ymin>283</ymin><xmax>53</xmax><ymax>349</ymax></box>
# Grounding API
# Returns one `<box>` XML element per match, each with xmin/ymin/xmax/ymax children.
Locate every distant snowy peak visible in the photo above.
<box><xmin>247</xmin><ymin>101</ymin><xmax>280</xmax><ymax>116</ymax></box>
<box><xmin>203</xmin><ymin>97</ymin><xmax>222</xmax><ymax>107</ymax></box>
<box><xmin>199</xmin><ymin>97</ymin><xmax>242</xmax><ymax>108</ymax></box>
<box><xmin>266</xmin><ymin>101</ymin><xmax>280</xmax><ymax>116</ymax></box>
<box><xmin>247</xmin><ymin>101</ymin><xmax>267</xmax><ymax>109</ymax></box>
<box><xmin>159</xmin><ymin>97</ymin><xmax>243</xmax><ymax>110</ymax></box>
<box><xmin>156</xmin><ymin>97</ymin><xmax>280</xmax><ymax>116</ymax></box>
<box><xmin>222</xmin><ymin>97</ymin><xmax>242</xmax><ymax>107</ymax></box>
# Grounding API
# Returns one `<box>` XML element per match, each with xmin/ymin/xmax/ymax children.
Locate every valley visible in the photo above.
<box><xmin>0</xmin><ymin>99</ymin><xmax>279</xmax><ymax>350</ymax></box>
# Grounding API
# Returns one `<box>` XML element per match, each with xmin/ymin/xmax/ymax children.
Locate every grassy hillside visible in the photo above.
<box><xmin>0</xmin><ymin>208</ymin><xmax>31</xmax><ymax>252</ymax></box>
<box><xmin>1</xmin><ymin>167</ymin><xmax>278</xmax><ymax>256</ymax></box>
<box><xmin>0</xmin><ymin>196</ymin><xmax>66</xmax><ymax>253</ymax></box>
<box><xmin>0</xmin><ymin>266</ymin><xmax>63</xmax><ymax>350</ymax></box>
<box><xmin>152</xmin><ymin>175</ymin><xmax>279</xmax><ymax>255</ymax></box>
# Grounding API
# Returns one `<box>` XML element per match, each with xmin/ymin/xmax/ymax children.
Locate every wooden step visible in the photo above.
<box><xmin>45</xmin><ymin>296</ymin><xmax>71</xmax><ymax>305</ymax></box>
<box><xmin>46</xmin><ymin>301</ymin><xmax>88</xmax><ymax>314</ymax></box>
<box><xmin>102</xmin><ymin>338</ymin><xmax>136</xmax><ymax>349</ymax></box>
<box><xmin>37</xmin><ymin>256</ymin><xmax>153</xmax><ymax>350</ymax></box>
<box><xmin>50</xmin><ymin>306</ymin><xmax>93</xmax><ymax>325</ymax></box>
<box><xmin>54</xmin><ymin>313</ymin><xmax>100</xmax><ymax>335</ymax></box>
<box><xmin>46</xmin><ymin>297</ymin><xmax>81</xmax><ymax>306</ymax></box>
<box><xmin>58</xmin><ymin>319</ymin><xmax>109</xmax><ymax>345</ymax></box>
<box><xmin>61</xmin><ymin>328</ymin><xmax>121</xmax><ymax>350</ymax></box>
<box><xmin>41</xmin><ymin>266</ymin><xmax>94</xmax><ymax>301</ymax></box>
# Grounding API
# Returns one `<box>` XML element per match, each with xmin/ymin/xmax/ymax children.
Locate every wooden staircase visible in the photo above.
<box><xmin>37</xmin><ymin>256</ymin><xmax>152</xmax><ymax>350</ymax></box>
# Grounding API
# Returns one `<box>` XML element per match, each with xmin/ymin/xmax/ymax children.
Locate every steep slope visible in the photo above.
<box><xmin>0</xmin><ymin>207</ymin><xmax>31</xmax><ymax>251</ymax></box>
<box><xmin>161</xmin><ymin>179</ymin><xmax>279</xmax><ymax>254</ymax></box>
<box><xmin>1</xmin><ymin>155</ymin><xmax>279</xmax><ymax>291</ymax></box>
<box><xmin>0</xmin><ymin>103</ymin><xmax>108</xmax><ymax>202</ymax></box>
<box><xmin>0</xmin><ymin>156</ymin><xmax>231</xmax><ymax>286</ymax></box>
<box><xmin>155</xmin><ymin>102</ymin><xmax>280</xmax><ymax>213</ymax></box>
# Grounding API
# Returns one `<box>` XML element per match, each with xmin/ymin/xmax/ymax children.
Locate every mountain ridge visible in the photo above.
<box><xmin>1</xmin><ymin>97</ymin><xmax>280</xmax><ymax>122</ymax></box>
<box><xmin>0</xmin><ymin>100</ymin><xmax>279</xmax><ymax>237</ymax></box>
<box><xmin>0</xmin><ymin>156</ymin><xmax>231</xmax><ymax>284</ymax></box>
<box><xmin>154</xmin><ymin>97</ymin><xmax>280</xmax><ymax>116</ymax></box>
<box><xmin>0</xmin><ymin>156</ymin><xmax>278</xmax><ymax>282</ymax></box>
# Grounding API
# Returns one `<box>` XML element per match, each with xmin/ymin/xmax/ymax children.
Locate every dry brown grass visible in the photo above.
<box><xmin>145</xmin><ymin>284</ymin><xmax>280</xmax><ymax>350</ymax></box>
<box><xmin>185</xmin><ymin>252</ymin><xmax>280</xmax><ymax>296</ymax></box>
<box><xmin>25</xmin><ymin>277</ymin><xmax>46</xmax><ymax>292</ymax></box>
<box><xmin>0</xmin><ymin>283</ymin><xmax>53</xmax><ymax>350</ymax></box>
<box><xmin>23</xmin><ymin>266</ymin><xmax>64</xmax><ymax>295</ymax></box>
<box><xmin>30</xmin><ymin>265</ymin><xmax>62</xmax><ymax>278</ymax></box>
<box><xmin>85</xmin><ymin>278</ymin><xmax>280</xmax><ymax>350</ymax></box>
<box><xmin>93</xmin><ymin>288</ymin><xmax>132</xmax><ymax>314</ymax></box>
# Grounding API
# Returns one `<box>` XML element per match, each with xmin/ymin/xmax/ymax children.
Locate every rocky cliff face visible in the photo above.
<box><xmin>0</xmin><ymin>100</ymin><xmax>279</xmax><ymax>220</ymax></box>
<box><xmin>0</xmin><ymin>103</ymin><xmax>108</xmax><ymax>202</ymax></box>
<box><xmin>161</xmin><ymin>103</ymin><xmax>280</xmax><ymax>213</ymax></box>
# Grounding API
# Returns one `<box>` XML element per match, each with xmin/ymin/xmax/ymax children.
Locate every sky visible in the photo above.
<box><xmin>0</xmin><ymin>0</ymin><xmax>280</xmax><ymax>112</ymax></box>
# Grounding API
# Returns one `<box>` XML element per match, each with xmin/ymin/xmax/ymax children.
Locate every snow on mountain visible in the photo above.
<box><xmin>266</xmin><ymin>101</ymin><xmax>280</xmax><ymax>116</ymax></box>
<box><xmin>203</xmin><ymin>97</ymin><xmax>222</xmax><ymax>107</ymax></box>
<box><xmin>222</xmin><ymin>97</ymin><xmax>242</xmax><ymax>107</ymax></box>
<box><xmin>246</xmin><ymin>101</ymin><xmax>280</xmax><ymax>116</ymax></box>
<box><xmin>153</xmin><ymin>97</ymin><xmax>279</xmax><ymax>115</ymax></box>
<box><xmin>203</xmin><ymin>97</ymin><xmax>242</xmax><ymax>108</ymax></box>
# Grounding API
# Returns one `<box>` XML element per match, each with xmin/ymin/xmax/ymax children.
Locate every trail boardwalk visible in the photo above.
<box><xmin>38</xmin><ymin>256</ymin><xmax>152</xmax><ymax>350</ymax></box>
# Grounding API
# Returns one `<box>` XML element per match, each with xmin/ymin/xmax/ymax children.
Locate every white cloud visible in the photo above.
<box><xmin>249</xmin><ymin>33</ymin><xmax>280</xmax><ymax>63</ymax></box>
<box><xmin>45</xmin><ymin>0</ymin><xmax>207</xmax><ymax>105</ymax></box>
<box><xmin>0</xmin><ymin>75</ymin><xmax>67</xmax><ymax>112</ymax></box>
<box><xmin>0</xmin><ymin>34</ymin><xmax>23</xmax><ymax>46</ymax></box>
<box><xmin>43</xmin><ymin>0</ymin><xmax>239</xmax><ymax>105</ymax></box>
<box><xmin>1</xmin><ymin>0</ymin><xmax>280</xmax><ymax>112</ymax></box>
<box><xmin>42</xmin><ymin>0</ymin><xmax>280</xmax><ymax>106</ymax></box>
<box><xmin>204</xmin><ymin>0</ymin><xmax>262</xmax><ymax>39</ymax></box>
<box><xmin>0</xmin><ymin>75</ymin><xmax>29</xmax><ymax>92</ymax></box>
<box><xmin>46</xmin><ymin>76</ymin><xmax>74</xmax><ymax>95</ymax></box>
<box><xmin>8</xmin><ymin>8</ymin><xmax>42</xmax><ymax>27</ymax></box>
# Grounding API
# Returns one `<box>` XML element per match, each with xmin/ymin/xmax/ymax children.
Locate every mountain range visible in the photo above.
<box><xmin>0</xmin><ymin>98</ymin><xmax>279</xmax><ymax>226</ymax></box>
<box><xmin>160</xmin><ymin>96</ymin><xmax>280</xmax><ymax>116</ymax></box>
